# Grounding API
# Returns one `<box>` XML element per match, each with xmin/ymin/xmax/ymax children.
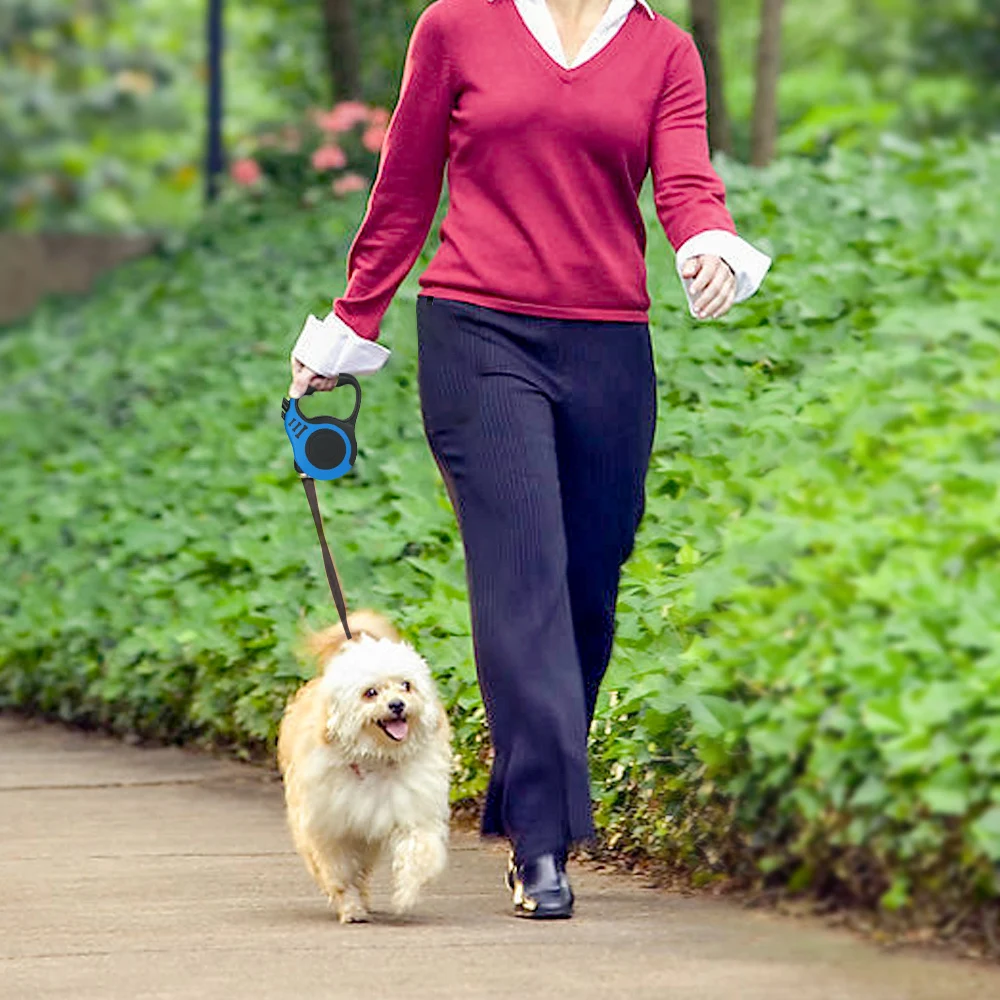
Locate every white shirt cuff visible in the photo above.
<box><xmin>675</xmin><ymin>230</ymin><xmax>772</xmax><ymax>317</ymax></box>
<box><xmin>291</xmin><ymin>311</ymin><xmax>391</xmax><ymax>377</ymax></box>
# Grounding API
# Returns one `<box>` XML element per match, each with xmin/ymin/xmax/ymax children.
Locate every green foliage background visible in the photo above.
<box><xmin>3</xmin><ymin>136</ymin><xmax>1000</xmax><ymax>933</ymax></box>
<box><xmin>3</xmin><ymin>0</ymin><xmax>999</xmax><ymax>230</ymax></box>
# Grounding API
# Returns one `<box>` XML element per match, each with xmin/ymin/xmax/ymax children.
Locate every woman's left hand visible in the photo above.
<box><xmin>681</xmin><ymin>254</ymin><xmax>736</xmax><ymax>319</ymax></box>
<box><xmin>288</xmin><ymin>358</ymin><xmax>338</xmax><ymax>398</ymax></box>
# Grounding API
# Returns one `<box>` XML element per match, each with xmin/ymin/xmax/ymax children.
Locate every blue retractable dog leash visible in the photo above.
<box><xmin>281</xmin><ymin>374</ymin><xmax>362</xmax><ymax>640</ymax></box>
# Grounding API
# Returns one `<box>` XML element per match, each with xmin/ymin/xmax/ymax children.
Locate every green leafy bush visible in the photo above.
<box><xmin>0</xmin><ymin>0</ymin><xmax>190</xmax><ymax>229</ymax></box>
<box><xmin>5</xmin><ymin>0</ymin><xmax>997</xmax><ymax>229</ymax></box>
<box><xmin>0</xmin><ymin>0</ymin><xmax>362</xmax><ymax>231</ymax></box>
<box><xmin>592</xmin><ymin>136</ymin><xmax>1000</xmax><ymax>925</ymax></box>
<box><xmin>3</xmin><ymin>136</ymin><xmax>1000</xmax><ymax>936</ymax></box>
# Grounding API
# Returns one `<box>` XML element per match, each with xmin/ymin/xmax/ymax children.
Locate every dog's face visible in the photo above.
<box><xmin>317</xmin><ymin>634</ymin><xmax>442</xmax><ymax>762</ymax></box>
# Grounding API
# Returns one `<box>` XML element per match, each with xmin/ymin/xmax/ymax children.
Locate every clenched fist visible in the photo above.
<box><xmin>682</xmin><ymin>254</ymin><xmax>736</xmax><ymax>319</ymax></box>
<box><xmin>288</xmin><ymin>358</ymin><xmax>338</xmax><ymax>399</ymax></box>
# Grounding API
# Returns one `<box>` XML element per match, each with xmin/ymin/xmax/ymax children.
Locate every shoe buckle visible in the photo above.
<box><xmin>512</xmin><ymin>877</ymin><xmax>538</xmax><ymax>912</ymax></box>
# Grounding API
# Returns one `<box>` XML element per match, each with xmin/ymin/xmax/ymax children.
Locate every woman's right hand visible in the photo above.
<box><xmin>288</xmin><ymin>358</ymin><xmax>338</xmax><ymax>398</ymax></box>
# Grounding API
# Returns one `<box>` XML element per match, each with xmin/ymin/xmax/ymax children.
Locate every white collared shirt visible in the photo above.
<box><xmin>507</xmin><ymin>0</ymin><xmax>656</xmax><ymax>70</ymax></box>
<box><xmin>293</xmin><ymin>0</ymin><xmax>771</xmax><ymax>377</ymax></box>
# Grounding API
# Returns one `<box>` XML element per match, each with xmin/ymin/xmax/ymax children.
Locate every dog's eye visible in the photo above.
<box><xmin>363</xmin><ymin>687</ymin><xmax>378</xmax><ymax>699</ymax></box>
<box><xmin>401</xmin><ymin>681</ymin><xmax>411</xmax><ymax>692</ymax></box>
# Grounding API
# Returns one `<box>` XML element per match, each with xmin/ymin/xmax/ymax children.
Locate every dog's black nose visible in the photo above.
<box><xmin>387</xmin><ymin>699</ymin><xmax>405</xmax><ymax>716</ymax></box>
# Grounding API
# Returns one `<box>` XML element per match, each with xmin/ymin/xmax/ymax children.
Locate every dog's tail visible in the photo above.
<box><xmin>301</xmin><ymin>609</ymin><xmax>401</xmax><ymax>668</ymax></box>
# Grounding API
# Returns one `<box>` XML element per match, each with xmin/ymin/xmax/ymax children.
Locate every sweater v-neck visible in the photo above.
<box><xmin>500</xmin><ymin>0</ymin><xmax>644</xmax><ymax>84</ymax></box>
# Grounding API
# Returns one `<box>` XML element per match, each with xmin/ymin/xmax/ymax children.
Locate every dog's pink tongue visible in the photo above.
<box><xmin>384</xmin><ymin>719</ymin><xmax>409</xmax><ymax>741</ymax></box>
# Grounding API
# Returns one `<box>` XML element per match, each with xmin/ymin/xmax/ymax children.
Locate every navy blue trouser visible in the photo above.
<box><xmin>415</xmin><ymin>295</ymin><xmax>657</xmax><ymax>864</ymax></box>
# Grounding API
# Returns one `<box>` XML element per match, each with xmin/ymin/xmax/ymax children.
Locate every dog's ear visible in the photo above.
<box><xmin>301</xmin><ymin>621</ymin><xmax>352</xmax><ymax>667</ymax></box>
<box><xmin>345</xmin><ymin>609</ymin><xmax>401</xmax><ymax>645</ymax></box>
<box><xmin>300</xmin><ymin>609</ymin><xmax>401</xmax><ymax>668</ymax></box>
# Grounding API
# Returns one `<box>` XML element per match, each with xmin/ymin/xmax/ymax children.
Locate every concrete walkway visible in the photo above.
<box><xmin>2</xmin><ymin>715</ymin><xmax>999</xmax><ymax>1000</ymax></box>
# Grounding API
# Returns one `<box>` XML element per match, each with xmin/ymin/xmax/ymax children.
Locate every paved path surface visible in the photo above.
<box><xmin>3</xmin><ymin>715</ymin><xmax>1000</xmax><ymax>1000</ymax></box>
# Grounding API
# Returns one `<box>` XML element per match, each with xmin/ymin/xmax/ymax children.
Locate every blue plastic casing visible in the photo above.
<box><xmin>282</xmin><ymin>374</ymin><xmax>361</xmax><ymax>480</ymax></box>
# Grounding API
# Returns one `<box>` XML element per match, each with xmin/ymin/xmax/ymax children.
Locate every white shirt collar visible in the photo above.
<box><xmin>486</xmin><ymin>0</ymin><xmax>656</xmax><ymax>19</ymax></box>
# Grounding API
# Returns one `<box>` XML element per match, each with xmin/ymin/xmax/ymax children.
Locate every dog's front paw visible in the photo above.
<box><xmin>390</xmin><ymin>882</ymin><xmax>421</xmax><ymax>916</ymax></box>
<box><xmin>331</xmin><ymin>888</ymin><xmax>369</xmax><ymax>925</ymax></box>
<box><xmin>390</xmin><ymin>829</ymin><xmax>447</xmax><ymax>915</ymax></box>
<box><xmin>390</xmin><ymin>825</ymin><xmax>447</xmax><ymax>915</ymax></box>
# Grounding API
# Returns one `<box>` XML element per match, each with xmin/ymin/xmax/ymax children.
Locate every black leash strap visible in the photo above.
<box><xmin>300</xmin><ymin>475</ymin><xmax>352</xmax><ymax>640</ymax></box>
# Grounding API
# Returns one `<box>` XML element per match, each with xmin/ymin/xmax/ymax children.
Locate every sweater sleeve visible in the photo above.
<box><xmin>331</xmin><ymin>9</ymin><xmax>454</xmax><ymax>341</ymax></box>
<box><xmin>649</xmin><ymin>32</ymin><xmax>736</xmax><ymax>250</ymax></box>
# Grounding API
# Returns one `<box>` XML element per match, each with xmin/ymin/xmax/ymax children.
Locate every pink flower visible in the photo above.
<box><xmin>362</xmin><ymin>124</ymin><xmax>387</xmax><ymax>153</ymax></box>
<box><xmin>332</xmin><ymin>173</ymin><xmax>367</xmax><ymax>196</ymax></box>
<box><xmin>311</xmin><ymin>144</ymin><xmax>348</xmax><ymax>171</ymax></box>
<box><xmin>368</xmin><ymin>107</ymin><xmax>389</xmax><ymax>127</ymax></box>
<box><xmin>230</xmin><ymin>158</ymin><xmax>262</xmax><ymax>186</ymax></box>
<box><xmin>315</xmin><ymin>111</ymin><xmax>343</xmax><ymax>132</ymax></box>
<box><xmin>317</xmin><ymin>100</ymin><xmax>371</xmax><ymax>133</ymax></box>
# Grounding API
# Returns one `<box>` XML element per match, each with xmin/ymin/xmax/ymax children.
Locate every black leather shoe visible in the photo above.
<box><xmin>509</xmin><ymin>852</ymin><xmax>574</xmax><ymax>919</ymax></box>
<box><xmin>505</xmin><ymin>849</ymin><xmax>571</xmax><ymax>891</ymax></box>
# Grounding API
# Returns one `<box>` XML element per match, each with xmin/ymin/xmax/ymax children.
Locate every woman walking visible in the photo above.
<box><xmin>288</xmin><ymin>0</ymin><xmax>770</xmax><ymax>919</ymax></box>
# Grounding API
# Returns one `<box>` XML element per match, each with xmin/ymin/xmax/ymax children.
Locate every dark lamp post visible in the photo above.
<box><xmin>205</xmin><ymin>0</ymin><xmax>225</xmax><ymax>203</ymax></box>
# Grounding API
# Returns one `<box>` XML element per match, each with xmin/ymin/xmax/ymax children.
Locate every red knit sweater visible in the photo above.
<box><xmin>333</xmin><ymin>0</ymin><xmax>738</xmax><ymax>340</ymax></box>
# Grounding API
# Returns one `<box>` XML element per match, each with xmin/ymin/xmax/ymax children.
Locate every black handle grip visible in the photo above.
<box><xmin>335</xmin><ymin>373</ymin><xmax>362</xmax><ymax>425</ymax></box>
<box><xmin>290</xmin><ymin>374</ymin><xmax>361</xmax><ymax>423</ymax></box>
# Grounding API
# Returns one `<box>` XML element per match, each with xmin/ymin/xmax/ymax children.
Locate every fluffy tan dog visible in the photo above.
<box><xmin>277</xmin><ymin>610</ymin><xmax>451</xmax><ymax>923</ymax></box>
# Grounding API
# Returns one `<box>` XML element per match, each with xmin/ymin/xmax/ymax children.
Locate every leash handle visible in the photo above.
<box><xmin>300</xmin><ymin>476</ymin><xmax>352</xmax><ymax>640</ymax></box>
<box><xmin>301</xmin><ymin>375</ymin><xmax>361</xmax><ymax>419</ymax></box>
<box><xmin>282</xmin><ymin>375</ymin><xmax>362</xmax><ymax>482</ymax></box>
<box><xmin>333</xmin><ymin>374</ymin><xmax>362</xmax><ymax>423</ymax></box>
